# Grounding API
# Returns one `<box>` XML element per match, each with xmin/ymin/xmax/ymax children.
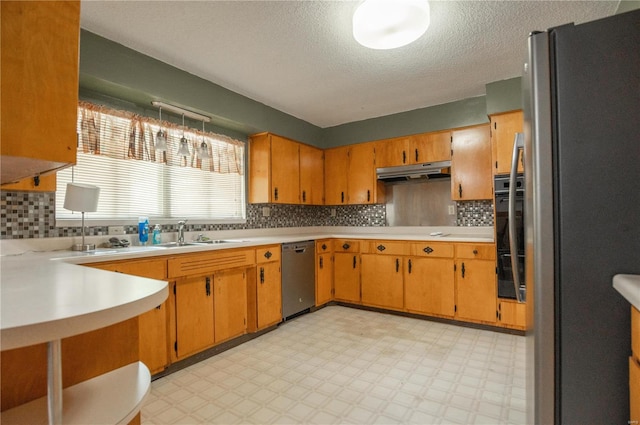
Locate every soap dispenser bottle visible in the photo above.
<box><xmin>138</xmin><ymin>216</ymin><xmax>149</xmax><ymax>245</ymax></box>
<box><xmin>152</xmin><ymin>224</ymin><xmax>162</xmax><ymax>245</ymax></box>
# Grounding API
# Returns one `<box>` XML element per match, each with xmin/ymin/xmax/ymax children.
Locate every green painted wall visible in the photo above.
<box><xmin>617</xmin><ymin>1</ymin><xmax>640</xmax><ymax>13</ymax></box>
<box><xmin>486</xmin><ymin>77</ymin><xmax>523</xmax><ymax>116</ymax></box>
<box><xmin>80</xmin><ymin>30</ymin><xmax>521</xmax><ymax>149</ymax></box>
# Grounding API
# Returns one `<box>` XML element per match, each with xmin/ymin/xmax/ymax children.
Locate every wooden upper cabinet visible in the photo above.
<box><xmin>248</xmin><ymin>133</ymin><xmax>299</xmax><ymax>204</ymax></box>
<box><xmin>324</xmin><ymin>146</ymin><xmax>350</xmax><ymax>205</ymax></box>
<box><xmin>348</xmin><ymin>142</ymin><xmax>379</xmax><ymax>204</ymax></box>
<box><xmin>411</xmin><ymin>130</ymin><xmax>452</xmax><ymax>164</ymax></box>
<box><xmin>299</xmin><ymin>144</ymin><xmax>324</xmax><ymax>205</ymax></box>
<box><xmin>1</xmin><ymin>1</ymin><xmax>80</xmax><ymax>186</ymax></box>
<box><xmin>375</xmin><ymin>130</ymin><xmax>451</xmax><ymax>168</ymax></box>
<box><xmin>491</xmin><ymin>110</ymin><xmax>524</xmax><ymax>175</ymax></box>
<box><xmin>451</xmin><ymin>124</ymin><xmax>493</xmax><ymax>201</ymax></box>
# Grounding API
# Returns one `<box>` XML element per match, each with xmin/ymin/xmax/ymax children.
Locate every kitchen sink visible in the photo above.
<box><xmin>152</xmin><ymin>240</ymin><xmax>244</xmax><ymax>248</ymax></box>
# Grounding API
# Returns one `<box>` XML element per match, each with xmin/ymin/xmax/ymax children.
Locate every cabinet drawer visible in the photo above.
<box><xmin>410</xmin><ymin>242</ymin><xmax>454</xmax><ymax>258</ymax></box>
<box><xmin>316</xmin><ymin>239</ymin><xmax>333</xmax><ymax>253</ymax></box>
<box><xmin>633</xmin><ymin>307</ymin><xmax>640</xmax><ymax>361</ymax></box>
<box><xmin>334</xmin><ymin>240</ymin><xmax>359</xmax><ymax>253</ymax></box>
<box><xmin>256</xmin><ymin>245</ymin><xmax>281</xmax><ymax>264</ymax></box>
<box><xmin>363</xmin><ymin>241</ymin><xmax>409</xmax><ymax>256</ymax></box>
<box><xmin>456</xmin><ymin>243</ymin><xmax>496</xmax><ymax>260</ymax></box>
<box><xmin>168</xmin><ymin>248</ymin><xmax>255</xmax><ymax>278</ymax></box>
<box><xmin>89</xmin><ymin>258</ymin><xmax>168</xmax><ymax>280</ymax></box>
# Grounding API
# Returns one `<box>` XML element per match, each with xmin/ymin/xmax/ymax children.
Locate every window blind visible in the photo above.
<box><xmin>56</xmin><ymin>103</ymin><xmax>246</xmax><ymax>222</ymax></box>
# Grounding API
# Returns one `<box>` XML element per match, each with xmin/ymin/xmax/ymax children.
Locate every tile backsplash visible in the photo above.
<box><xmin>0</xmin><ymin>191</ymin><xmax>491</xmax><ymax>239</ymax></box>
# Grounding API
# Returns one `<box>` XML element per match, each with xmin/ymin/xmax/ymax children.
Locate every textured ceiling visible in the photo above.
<box><xmin>80</xmin><ymin>1</ymin><xmax>618</xmax><ymax>128</ymax></box>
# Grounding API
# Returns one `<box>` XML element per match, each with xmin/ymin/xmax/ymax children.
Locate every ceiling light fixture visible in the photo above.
<box><xmin>155</xmin><ymin>106</ymin><xmax>167</xmax><ymax>152</ymax></box>
<box><xmin>353</xmin><ymin>0</ymin><xmax>430</xmax><ymax>50</ymax></box>
<box><xmin>177</xmin><ymin>114</ymin><xmax>191</xmax><ymax>157</ymax></box>
<box><xmin>199</xmin><ymin>120</ymin><xmax>211</xmax><ymax>160</ymax></box>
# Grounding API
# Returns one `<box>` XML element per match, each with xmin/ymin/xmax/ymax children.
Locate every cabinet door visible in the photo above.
<box><xmin>375</xmin><ymin>136</ymin><xmax>410</xmax><ymax>168</ymax></box>
<box><xmin>316</xmin><ymin>253</ymin><xmax>333</xmax><ymax>306</ymax></box>
<box><xmin>405</xmin><ymin>257</ymin><xmax>455</xmax><ymax>317</ymax></box>
<box><xmin>491</xmin><ymin>110</ymin><xmax>524</xmax><ymax>175</ymax></box>
<box><xmin>175</xmin><ymin>276</ymin><xmax>214</xmax><ymax>358</ymax></box>
<box><xmin>299</xmin><ymin>144</ymin><xmax>324</xmax><ymax>205</ymax></box>
<box><xmin>410</xmin><ymin>130</ymin><xmax>451</xmax><ymax>164</ymax></box>
<box><xmin>348</xmin><ymin>143</ymin><xmax>377</xmax><ymax>204</ymax></box>
<box><xmin>271</xmin><ymin>135</ymin><xmax>300</xmax><ymax>204</ymax></box>
<box><xmin>248</xmin><ymin>133</ymin><xmax>271</xmax><ymax>203</ymax></box>
<box><xmin>214</xmin><ymin>268</ymin><xmax>247</xmax><ymax>343</ymax></box>
<box><xmin>257</xmin><ymin>261</ymin><xmax>282</xmax><ymax>329</ymax></box>
<box><xmin>334</xmin><ymin>253</ymin><xmax>360</xmax><ymax>302</ymax></box>
<box><xmin>456</xmin><ymin>260</ymin><xmax>497</xmax><ymax>323</ymax></box>
<box><xmin>451</xmin><ymin>125</ymin><xmax>493</xmax><ymax>200</ymax></box>
<box><xmin>324</xmin><ymin>147</ymin><xmax>349</xmax><ymax>205</ymax></box>
<box><xmin>1</xmin><ymin>1</ymin><xmax>79</xmax><ymax>184</ymax></box>
<box><xmin>361</xmin><ymin>254</ymin><xmax>403</xmax><ymax>310</ymax></box>
<box><xmin>497</xmin><ymin>299</ymin><xmax>526</xmax><ymax>330</ymax></box>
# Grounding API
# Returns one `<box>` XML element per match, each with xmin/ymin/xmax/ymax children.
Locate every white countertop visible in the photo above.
<box><xmin>0</xmin><ymin>226</ymin><xmax>491</xmax><ymax>349</ymax></box>
<box><xmin>613</xmin><ymin>274</ymin><xmax>640</xmax><ymax>311</ymax></box>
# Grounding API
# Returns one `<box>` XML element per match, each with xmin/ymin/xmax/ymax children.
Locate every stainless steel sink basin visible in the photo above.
<box><xmin>151</xmin><ymin>240</ymin><xmax>244</xmax><ymax>248</ymax></box>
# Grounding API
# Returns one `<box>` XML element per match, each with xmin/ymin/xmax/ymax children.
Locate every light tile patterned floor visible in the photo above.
<box><xmin>142</xmin><ymin>305</ymin><xmax>525</xmax><ymax>424</ymax></box>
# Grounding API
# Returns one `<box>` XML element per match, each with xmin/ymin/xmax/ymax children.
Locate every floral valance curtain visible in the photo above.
<box><xmin>78</xmin><ymin>101</ymin><xmax>244</xmax><ymax>175</ymax></box>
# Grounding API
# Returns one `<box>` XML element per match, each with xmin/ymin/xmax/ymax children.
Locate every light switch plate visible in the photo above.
<box><xmin>108</xmin><ymin>226</ymin><xmax>125</xmax><ymax>235</ymax></box>
<box><xmin>448</xmin><ymin>205</ymin><xmax>456</xmax><ymax>215</ymax></box>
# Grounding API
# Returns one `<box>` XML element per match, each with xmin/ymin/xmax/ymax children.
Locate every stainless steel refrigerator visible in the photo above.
<box><xmin>523</xmin><ymin>9</ymin><xmax>640</xmax><ymax>425</ymax></box>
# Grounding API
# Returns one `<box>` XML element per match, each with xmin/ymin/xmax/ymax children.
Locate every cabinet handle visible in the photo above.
<box><xmin>461</xmin><ymin>262</ymin><xmax>466</xmax><ymax>278</ymax></box>
<box><xmin>322</xmin><ymin>243</ymin><xmax>327</xmax><ymax>250</ymax></box>
<box><xmin>342</xmin><ymin>243</ymin><xmax>350</xmax><ymax>250</ymax></box>
<box><xmin>395</xmin><ymin>258</ymin><xmax>399</xmax><ymax>273</ymax></box>
<box><xmin>377</xmin><ymin>244</ymin><xmax>386</xmax><ymax>252</ymax></box>
<box><xmin>319</xmin><ymin>257</ymin><xmax>324</xmax><ymax>269</ymax></box>
<box><xmin>264</xmin><ymin>251</ymin><xmax>272</xmax><ymax>259</ymax></box>
<box><xmin>302</xmin><ymin>190</ymin><xmax>306</xmax><ymax>203</ymax></box>
<box><xmin>415</xmin><ymin>148</ymin><xmax>419</xmax><ymax>163</ymax></box>
<box><xmin>260</xmin><ymin>267</ymin><xmax>264</xmax><ymax>284</ymax></box>
<box><xmin>341</xmin><ymin>191</ymin><xmax>345</xmax><ymax>203</ymax></box>
<box><xmin>408</xmin><ymin>259</ymin><xmax>412</xmax><ymax>274</ymax></box>
<box><xmin>353</xmin><ymin>255</ymin><xmax>357</xmax><ymax>269</ymax></box>
<box><xmin>205</xmin><ymin>277</ymin><xmax>211</xmax><ymax>296</ymax></box>
<box><xmin>458</xmin><ymin>183</ymin><xmax>462</xmax><ymax>198</ymax></box>
<box><xmin>473</xmin><ymin>249</ymin><xmax>478</xmax><ymax>255</ymax></box>
<box><xmin>155</xmin><ymin>305</ymin><xmax>161</xmax><ymax>310</ymax></box>
<box><xmin>274</xmin><ymin>187</ymin><xmax>279</xmax><ymax>201</ymax></box>
<box><xmin>367</xmin><ymin>190</ymin><xmax>370</xmax><ymax>202</ymax></box>
<box><xmin>402</xmin><ymin>151</ymin><xmax>406</xmax><ymax>164</ymax></box>
<box><xmin>423</xmin><ymin>246</ymin><xmax>434</xmax><ymax>254</ymax></box>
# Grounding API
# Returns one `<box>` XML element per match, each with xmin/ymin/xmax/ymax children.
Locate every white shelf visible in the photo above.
<box><xmin>0</xmin><ymin>362</ymin><xmax>150</xmax><ymax>425</ymax></box>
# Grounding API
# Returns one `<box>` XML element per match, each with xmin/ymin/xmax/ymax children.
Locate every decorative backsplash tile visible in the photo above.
<box><xmin>1</xmin><ymin>190</ymin><xmax>489</xmax><ymax>239</ymax></box>
<box><xmin>456</xmin><ymin>200</ymin><xmax>494</xmax><ymax>227</ymax></box>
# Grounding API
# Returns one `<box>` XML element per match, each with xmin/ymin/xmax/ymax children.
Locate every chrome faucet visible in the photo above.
<box><xmin>177</xmin><ymin>220</ymin><xmax>187</xmax><ymax>245</ymax></box>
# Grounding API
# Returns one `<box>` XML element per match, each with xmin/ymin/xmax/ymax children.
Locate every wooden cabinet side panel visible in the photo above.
<box><xmin>1</xmin><ymin>1</ymin><xmax>80</xmax><ymax>164</ymax></box>
<box><xmin>139</xmin><ymin>304</ymin><xmax>169</xmax><ymax>374</ymax></box>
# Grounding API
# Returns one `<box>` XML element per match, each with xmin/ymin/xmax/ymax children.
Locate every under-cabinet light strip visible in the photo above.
<box><xmin>151</xmin><ymin>101</ymin><xmax>211</xmax><ymax>123</ymax></box>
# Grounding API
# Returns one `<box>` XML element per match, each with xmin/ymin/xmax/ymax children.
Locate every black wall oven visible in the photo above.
<box><xmin>495</xmin><ymin>174</ymin><xmax>525</xmax><ymax>300</ymax></box>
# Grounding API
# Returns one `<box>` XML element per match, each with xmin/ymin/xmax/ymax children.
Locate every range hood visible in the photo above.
<box><xmin>376</xmin><ymin>160</ymin><xmax>451</xmax><ymax>182</ymax></box>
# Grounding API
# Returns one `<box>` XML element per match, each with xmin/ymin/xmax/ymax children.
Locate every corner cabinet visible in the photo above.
<box><xmin>490</xmin><ymin>110</ymin><xmax>524</xmax><ymax>175</ymax></box>
<box><xmin>451</xmin><ymin>124</ymin><xmax>493</xmax><ymax>200</ymax></box>
<box><xmin>248</xmin><ymin>133</ymin><xmax>323</xmax><ymax>205</ymax></box>
<box><xmin>1</xmin><ymin>1</ymin><xmax>79</xmax><ymax>186</ymax></box>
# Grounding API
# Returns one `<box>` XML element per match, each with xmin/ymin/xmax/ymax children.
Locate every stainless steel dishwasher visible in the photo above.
<box><xmin>281</xmin><ymin>240</ymin><xmax>315</xmax><ymax>320</ymax></box>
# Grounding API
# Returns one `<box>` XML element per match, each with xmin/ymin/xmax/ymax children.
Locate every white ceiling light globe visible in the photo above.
<box><xmin>353</xmin><ymin>0</ymin><xmax>430</xmax><ymax>50</ymax></box>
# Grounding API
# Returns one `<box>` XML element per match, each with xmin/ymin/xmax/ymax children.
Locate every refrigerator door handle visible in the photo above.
<box><xmin>509</xmin><ymin>133</ymin><xmax>525</xmax><ymax>303</ymax></box>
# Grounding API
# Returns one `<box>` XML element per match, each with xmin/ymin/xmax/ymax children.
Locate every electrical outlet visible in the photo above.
<box><xmin>448</xmin><ymin>205</ymin><xmax>456</xmax><ymax>215</ymax></box>
<box><xmin>262</xmin><ymin>207</ymin><xmax>271</xmax><ymax>217</ymax></box>
<box><xmin>108</xmin><ymin>226</ymin><xmax>125</xmax><ymax>235</ymax></box>
<box><xmin>331</xmin><ymin>208</ymin><xmax>337</xmax><ymax>217</ymax></box>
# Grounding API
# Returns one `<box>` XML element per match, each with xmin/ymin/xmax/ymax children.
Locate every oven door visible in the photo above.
<box><xmin>495</xmin><ymin>176</ymin><xmax>525</xmax><ymax>300</ymax></box>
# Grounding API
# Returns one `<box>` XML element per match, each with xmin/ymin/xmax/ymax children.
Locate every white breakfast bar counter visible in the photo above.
<box><xmin>0</xmin><ymin>226</ymin><xmax>492</xmax><ymax>424</ymax></box>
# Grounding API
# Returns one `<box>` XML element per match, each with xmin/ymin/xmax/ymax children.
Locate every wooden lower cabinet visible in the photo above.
<box><xmin>455</xmin><ymin>258</ymin><xmax>497</xmax><ymax>324</ymax></box>
<box><xmin>361</xmin><ymin>254</ymin><xmax>404</xmax><ymax>310</ymax></box>
<box><xmin>334</xmin><ymin>253</ymin><xmax>360</xmax><ymax>302</ymax></box>
<box><xmin>256</xmin><ymin>261</ymin><xmax>282</xmax><ymax>329</ymax></box>
<box><xmin>174</xmin><ymin>275</ymin><xmax>215</xmax><ymax>359</ymax></box>
<box><xmin>497</xmin><ymin>299</ymin><xmax>526</xmax><ymax>330</ymax></box>
<box><xmin>316</xmin><ymin>243</ymin><xmax>333</xmax><ymax>306</ymax></box>
<box><xmin>214</xmin><ymin>268</ymin><xmax>248</xmax><ymax>343</ymax></box>
<box><xmin>405</xmin><ymin>256</ymin><xmax>455</xmax><ymax>318</ymax></box>
<box><xmin>88</xmin><ymin>258</ymin><xmax>169</xmax><ymax>374</ymax></box>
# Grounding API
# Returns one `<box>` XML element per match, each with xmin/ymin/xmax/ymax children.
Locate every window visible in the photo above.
<box><xmin>56</xmin><ymin>102</ymin><xmax>246</xmax><ymax>223</ymax></box>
